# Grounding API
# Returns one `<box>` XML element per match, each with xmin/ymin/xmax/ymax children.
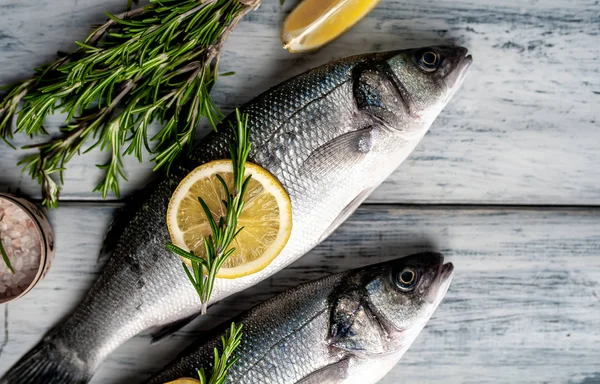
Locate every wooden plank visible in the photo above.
<box><xmin>1</xmin><ymin>0</ymin><xmax>599</xmax><ymax>204</ymax></box>
<box><xmin>0</xmin><ymin>203</ymin><xmax>598</xmax><ymax>383</ymax></box>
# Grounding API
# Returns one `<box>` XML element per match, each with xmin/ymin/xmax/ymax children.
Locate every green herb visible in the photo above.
<box><xmin>198</xmin><ymin>322</ymin><xmax>243</xmax><ymax>384</ymax></box>
<box><xmin>0</xmin><ymin>236</ymin><xmax>15</xmax><ymax>274</ymax></box>
<box><xmin>0</xmin><ymin>0</ymin><xmax>261</xmax><ymax>208</ymax></box>
<box><xmin>166</xmin><ymin>109</ymin><xmax>251</xmax><ymax>315</ymax></box>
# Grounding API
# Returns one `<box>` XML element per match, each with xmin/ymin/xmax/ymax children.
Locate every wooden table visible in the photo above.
<box><xmin>1</xmin><ymin>0</ymin><xmax>599</xmax><ymax>383</ymax></box>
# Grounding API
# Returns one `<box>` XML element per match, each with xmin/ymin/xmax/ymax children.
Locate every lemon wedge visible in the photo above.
<box><xmin>281</xmin><ymin>0</ymin><xmax>380</xmax><ymax>53</ymax></box>
<box><xmin>164</xmin><ymin>379</ymin><xmax>200</xmax><ymax>384</ymax></box>
<box><xmin>167</xmin><ymin>160</ymin><xmax>292</xmax><ymax>279</ymax></box>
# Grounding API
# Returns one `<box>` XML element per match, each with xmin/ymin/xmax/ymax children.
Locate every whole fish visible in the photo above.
<box><xmin>147</xmin><ymin>252</ymin><xmax>454</xmax><ymax>384</ymax></box>
<box><xmin>1</xmin><ymin>45</ymin><xmax>471</xmax><ymax>383</ymax></box>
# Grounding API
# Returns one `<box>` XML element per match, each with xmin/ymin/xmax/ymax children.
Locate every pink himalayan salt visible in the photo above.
<box><xmin>0</xmin><ymin>198</ymin><xmax>42</xmax><ymax>300</ymax></box>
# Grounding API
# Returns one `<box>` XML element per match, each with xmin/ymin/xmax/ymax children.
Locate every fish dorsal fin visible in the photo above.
<box><xmin>329</xmin><ymin>291</ymin><xmax>387</xmax><ymax>356</ymax></box>
<box><xmin>149</xmin><ymin>311</ymin><xmax>202</xmax><ymax>344</ymax></box>
<box><xmin>296</xmin><ymin>358</ymin><xmax>350</xmax><ymax>384</ymax></box>
<box><xmin>98</xmin><ymin>206</ymin><xmax>129</xmax><ymax>264</ymax></box>
<box><xmin>299</xmin><ymin>126</ymin><xmax>377</xmax><ymax>179</ymax></box>
<box><xmin>320</xmin><ymin>187</ymin><xmax>374</xmax><ymax>242</ymax></box>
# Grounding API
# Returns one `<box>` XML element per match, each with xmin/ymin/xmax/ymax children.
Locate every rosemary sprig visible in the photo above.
<box><xmin>199</xmin><ymin>322</ymin><xmax>243</xmax><ymax>384</ymax></box>
<box><xmin>0</xmin><ymin>0</ymin><xmax>261</xmax><ymax>208</ymax></box>
<box><xmin>166</xmin><ymin>109</ymin><xmax>251</xmax><ymax>315</ymax></box>
<box><xmin>0</xmin><ymin>236</ymin><xmax>15</xmax><ymax>274</ymax></box>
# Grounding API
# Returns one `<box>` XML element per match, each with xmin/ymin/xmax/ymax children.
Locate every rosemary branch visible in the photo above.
<box><xmin>199</xmin><ymin>322</ymin><xmax>243</xmax><ymax>384</ymax></box>
<box><xmin>0</xmin><ymin>0</ymin><xmax>260</xmax><ymax>208</ymax></box>
<box><xmin>166</xmin><ymin>109</ymin><xmax>251</xmax><ymax>315</ymax></box>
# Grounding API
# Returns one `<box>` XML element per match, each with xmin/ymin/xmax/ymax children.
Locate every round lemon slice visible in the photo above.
<box><xmin>164</xmin><ymin>379</ymin><xmax>200</xmax><ymax>384</ymax></box>
<box><xmin>281</xmin><ymin>0</ymin><xmax>380</xmax><ymax>53</ymax></box>
<box><xmin>167</xmin><ymin>160</ymin><xmax>292</xmax><ymax>279</ymax></box>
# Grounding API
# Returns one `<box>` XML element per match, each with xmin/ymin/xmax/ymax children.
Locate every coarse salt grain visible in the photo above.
<box><xmin>14</xmin><ymin>256</ymin><xmax>23</xmax><ymax>271</ymax></box>
<box><xmin>0</xmin><ymin>198</ymin><xmax>42</xmax><ymax>300</ymax></box>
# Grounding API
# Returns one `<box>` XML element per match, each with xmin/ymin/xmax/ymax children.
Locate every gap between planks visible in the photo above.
<box><xmin>30</xmin><ymin>199</ymin><xmax>600</xmax><ymax>211</ymax></box>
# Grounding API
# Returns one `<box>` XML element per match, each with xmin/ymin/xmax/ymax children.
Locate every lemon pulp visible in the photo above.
<box><xmin>281</xmin><ymin>0</ymin><xmax>380</xmax><ymax>53</ymax></box>
<box><xmin>164</xmin><ymin>379</ymin><xmax>200</xmax><ymax>384</ymax></box>
<box><xmin>167</xmin><ymin>160</ymin><xmax>292</xmax><ymax>279</ymax></box>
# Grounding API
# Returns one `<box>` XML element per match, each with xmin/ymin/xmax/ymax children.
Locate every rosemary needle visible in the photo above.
<box><xmin>0</xmin><ymin>0</ymin><xmax>261</xmax><ymax>208</ymax></box>
<box><xmin>166</xmin><ymin>109</ymin><xmax>251</xmax><ymax>315</ymax></box>
<box><xmin>0</xmin><ymin>235</ymin><xmax>15</xmax><ymax>274</ymax></box>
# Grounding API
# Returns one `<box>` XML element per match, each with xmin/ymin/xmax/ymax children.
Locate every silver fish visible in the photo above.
<box><xmin>1</xmin><ymin>46</ymin><xmax>471</xmax><ymax>383</ymax></box>
<box><xmin>146</xmin><ymin>252</ymin><xmax>454</xmax><ymax>384</ymax></box>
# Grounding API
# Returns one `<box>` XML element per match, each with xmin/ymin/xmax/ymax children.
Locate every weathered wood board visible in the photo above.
<box><xmin>1</xmin><ymin>0</ymin><xmax>599</xmax><ymax>383</ymax></box>
<box><xmin>1</xmin><ymin>0</ymin><xmax>599</xmax><ymax>204</ymax></box>
<box><xmin>0</xmin><ymin>204</ymin><xmax>598</xmax><ymax>383</ymax></box>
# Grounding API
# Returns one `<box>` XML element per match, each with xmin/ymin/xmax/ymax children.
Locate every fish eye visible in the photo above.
<box><xmin>418</xmin><ymin>51</ymin><xmax>440</xmax><ymax>72</ymax></box>
<box><xmin>395</xmin><ymin>267</ymin><xmax>418</xmax><ymax>291</ymax></box>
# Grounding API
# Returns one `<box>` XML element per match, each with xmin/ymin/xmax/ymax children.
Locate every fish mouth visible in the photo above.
<box><xmin>459</xmin><ymin>54</ymin><xmax>473</xmax><ymax>82</ymax></box>
<box><xmin>440</xmin><ymin>262</ymin><xmax>454</xmax><ymax>280</ymax></box>
<box><xmin>455</xmin><ymin>47</ymin><xmax>473</xmax><ymax>77</ymax></box>
<box><xmin>443</xmin><ymin>50</ymin><xmax>472</xmax><ymax>102</ymax></box>
<box><xmin>425</xmin><ymin>261</ymin><xmax>454</xmax><ymax>303</ymax></box>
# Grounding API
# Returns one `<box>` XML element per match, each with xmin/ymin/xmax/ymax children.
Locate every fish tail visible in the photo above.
<box><xmin>0</xmin><ymin>337</ymin><xmax>92</xmax><ymax>384</ymax></box>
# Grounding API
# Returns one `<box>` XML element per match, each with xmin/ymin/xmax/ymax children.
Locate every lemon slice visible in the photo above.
<box><xmin>167</xmin><ymin>160</ymin><xmax>292</xmax><ymax>279</ymax></box>
<box><xmin>164</xmin><ymin>379</ymin><xmax>199</xmax><ymax>384</ymax></box>
<box><xmin>281</xmin><ymin>0</ymin><xmax>380</xmax><ymax>53</ymax></box>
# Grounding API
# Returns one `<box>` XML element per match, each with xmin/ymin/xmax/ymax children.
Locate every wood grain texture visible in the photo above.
<box><xmin>0</xmin><ymin>204</ymin><xmax>598</xmax><ymax>383</ymax></box>
<box><xmin>1</xmin><ymin>0</ymin><xmax>599</xmax><ymax>204</ymax></box>
<box><xmin>1</xmin><ymin>1</ymin><xmax>598</xmax><ymax>383</ymax></box>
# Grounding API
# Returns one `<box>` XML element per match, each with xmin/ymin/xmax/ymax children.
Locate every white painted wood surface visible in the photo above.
<box><xmin>1</xmin><ymin>1</ymin><xmax>599</xmax><ymax>384</ymax></box>
<box><xmin>0</xmin><ymin>0</ymin><xmax>599</xmax><ymax>204</ymax></box>
<box><xmin>0</xmin><ymin>205</ymin><xmax>599</xmax><ymax>383</ymax></box>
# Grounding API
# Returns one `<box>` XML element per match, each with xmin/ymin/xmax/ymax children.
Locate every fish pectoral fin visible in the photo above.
<box><xmin>296</xmin><ymin>358</ymin><xmax>350</xmax><ymax>384</ymax></box>
<box><xmin>98</xmin><ymin>211</ymin><xmax>126</xmax><ymax>264</ymax></box>
<box><xmin>320</xmin><ymin>187</ymin><xmax>374</xmax><ymax>242</ymax></box>
<box><xmin>149</xmin><ymin>312</ymin><xmax>202</xmax><ymax>344</ymax></box>
<box><xmin>299</xmin><ymin>126</ymin><xmax>377</xmax><ymax>179</ymax></box>
<box><xmin>329</xmin><ymin>293</ymin><xmax>387</xmax><ymax>356</ymax></box>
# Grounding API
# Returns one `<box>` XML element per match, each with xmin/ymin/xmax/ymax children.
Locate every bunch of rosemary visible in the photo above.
<box><xmin>0</xmin><ymin>0</ymin><xmax>260</xmax><ymax>208</ymax></box>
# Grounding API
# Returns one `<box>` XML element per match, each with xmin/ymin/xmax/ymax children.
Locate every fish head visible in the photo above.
<box><xmin>328</xmin><ymin>252</ymin><xmax>452</xmax><ymax>363</ymax></box>
<box><xmin>310</xmin><ymin>46</ymin><xmax>472</xmax><ymax>206</ymax></box>
<box><xmin>355</xmin><ymin>252</ymin><xmax>453</xmax><ymax>359</ymax></box>
<box><xmin>363</xmin><ymin>45</ymin><xmax>472</xmax><ymax>137</ymax></box>
<box><xmin>326</xmin><ymin>253</ymin><xmax>453</xmax><ymax>383</ymax></box>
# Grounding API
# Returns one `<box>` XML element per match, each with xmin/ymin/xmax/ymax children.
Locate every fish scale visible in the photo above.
<box><xmin>1</xmin><ymin>46</ymin><xmax>471</xmax><ymax>384</ymax></box>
